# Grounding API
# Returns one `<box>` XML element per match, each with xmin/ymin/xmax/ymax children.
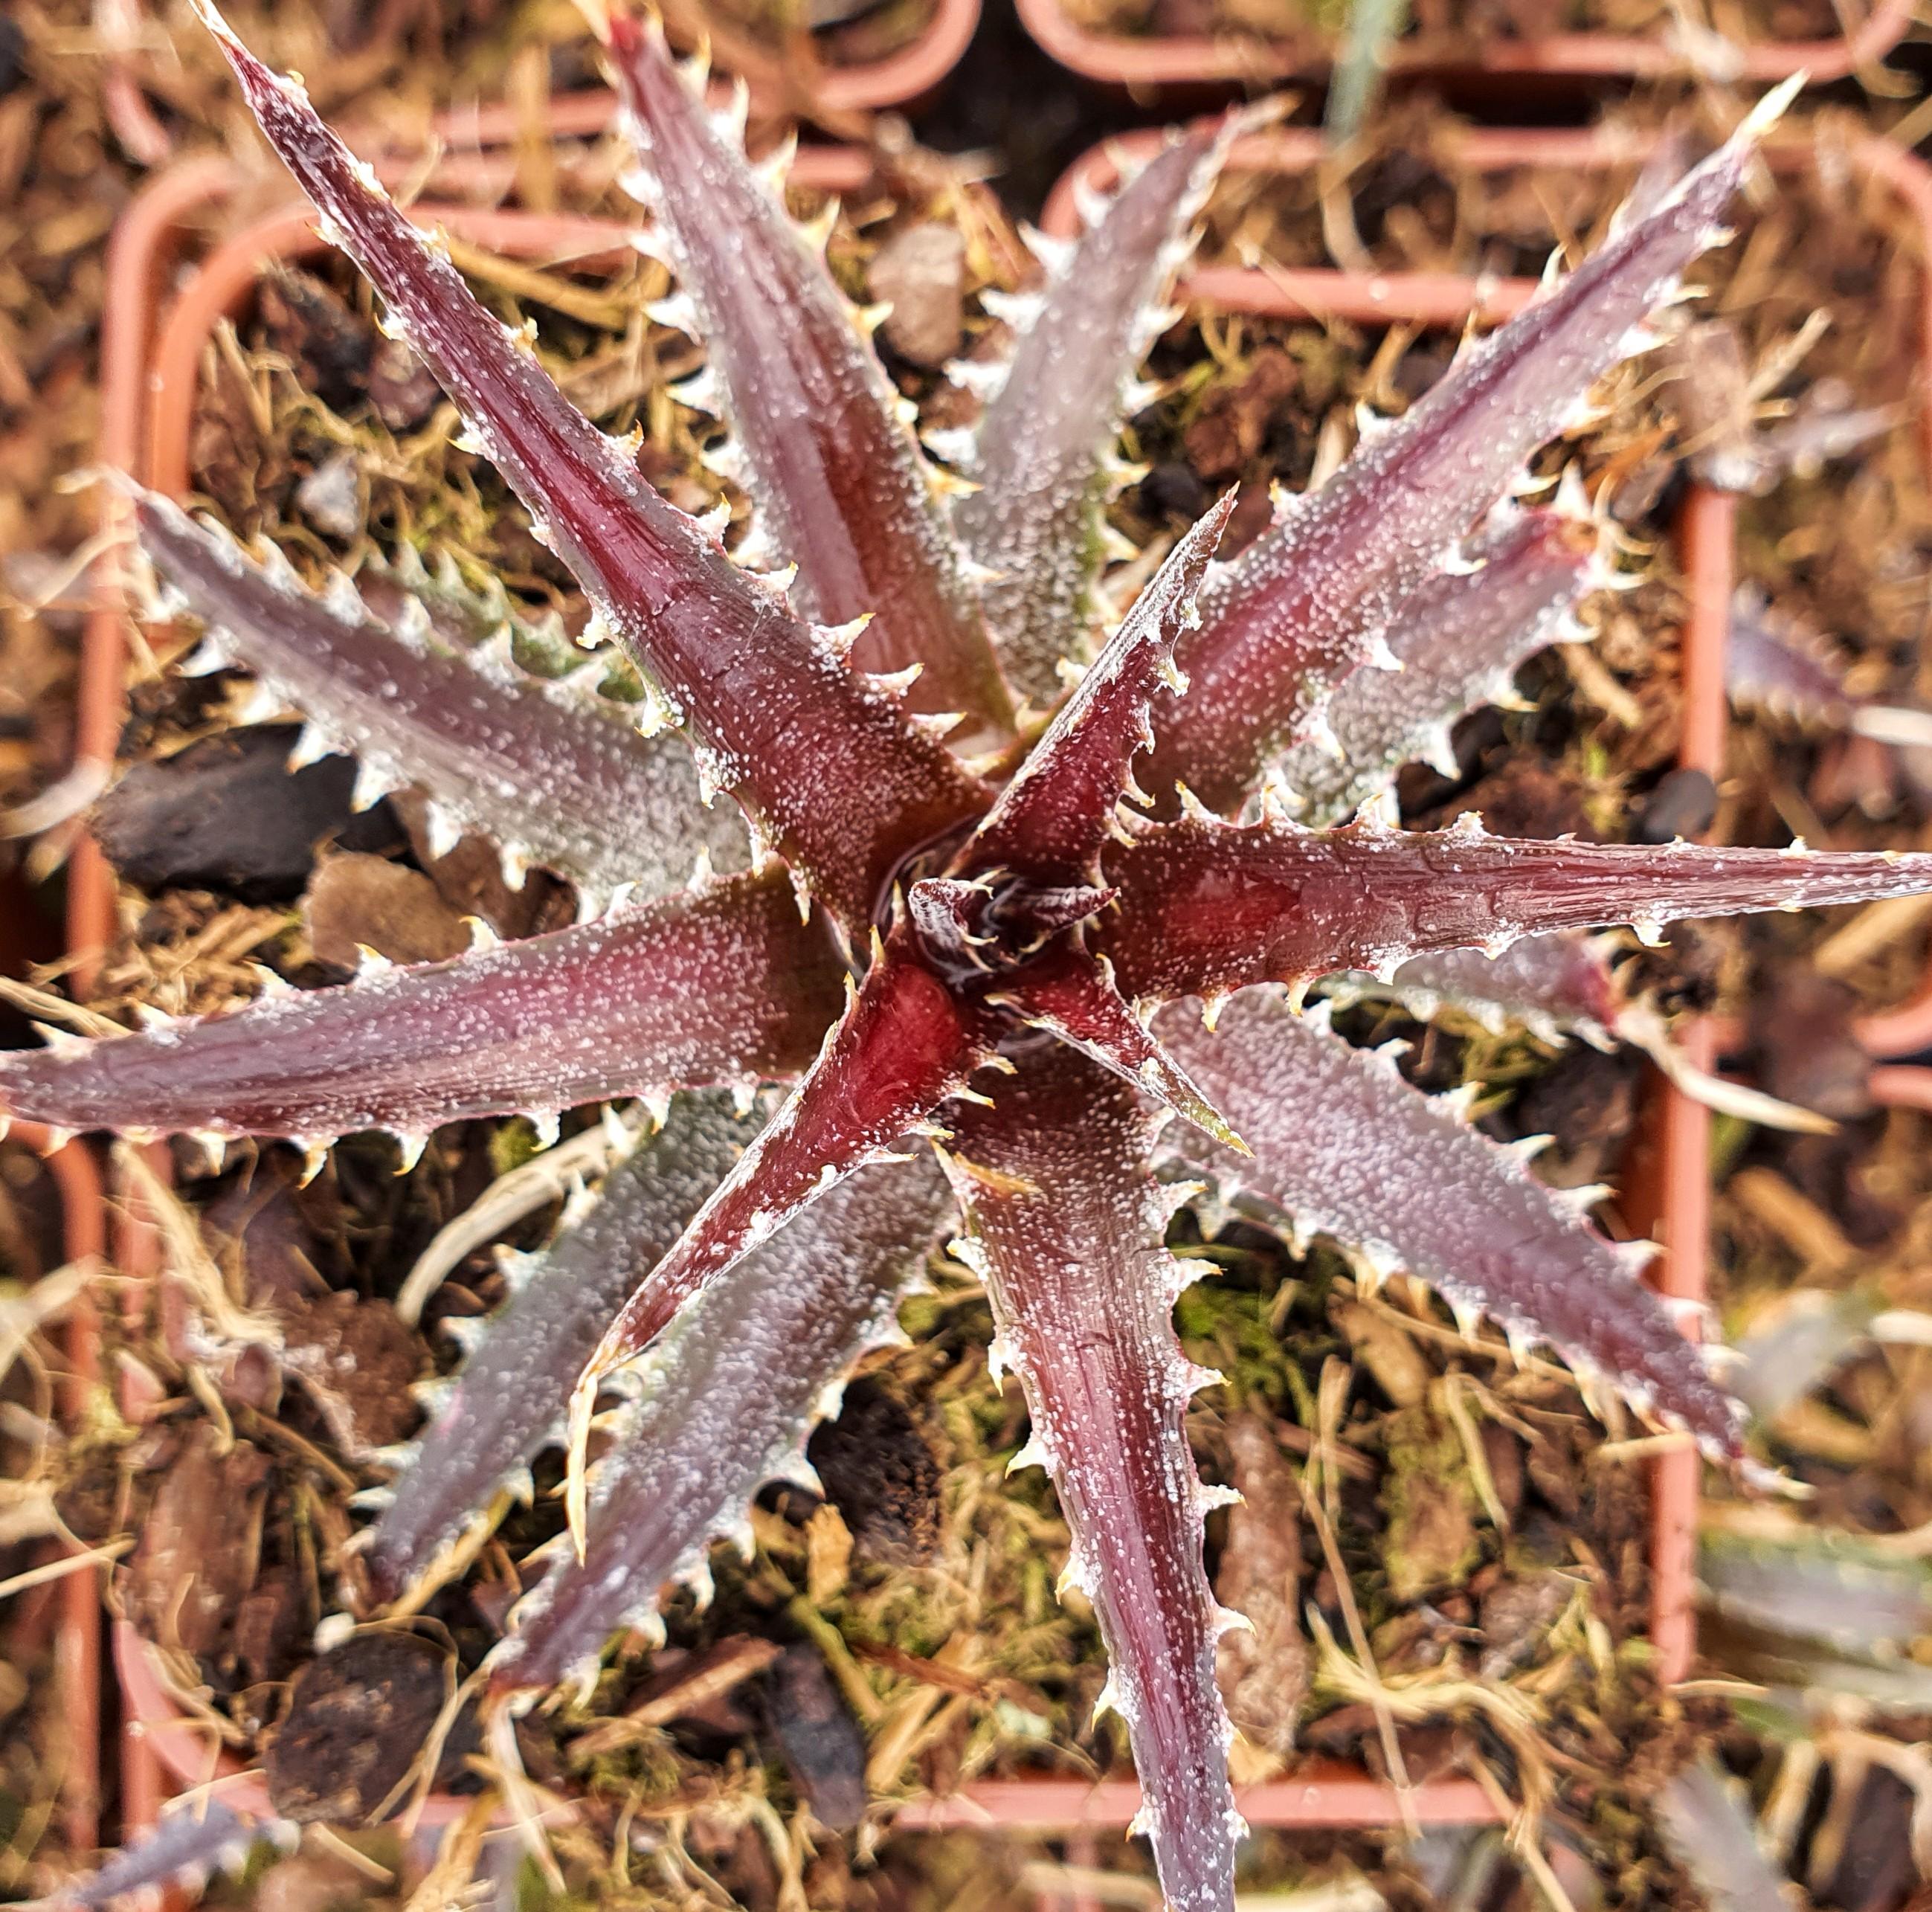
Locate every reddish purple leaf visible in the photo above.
<box><xmin>1268</xmin><ymin>504</ymin><xmax>1599</xmax><ymax>825</ymax></box>
<box><xmin>490</xmin><ymin>1150</ymin><xmax>948</xmax><ymax>1696</ymax></box>
<box><xmin>573</xmin><ymin>930</ymin><xmax>993</xmax><ymax>1404</ymax></box>
<box><xmin>1332</xmin><ymin>930</ymin><xmax>1623</xmax><ymax>1046</ymax></box>
<box><xmin>1101</xmin><ymin>811</ymin><xmax>1932</xmax><ymax>1006</ymax></box>
<box><xmin>964</xmin><ymin>493</ymin><xmax>1236</xmax><ymax>886</ymax></box>
<box><xmin>946</xmin><ymin>1049</ymin><xmax>1240</xmax><ymax>1912</ymax></box>
<box><xmin>199</xmin><ymin>4</ymin><xmax>987</xmax><ymax>940</ymax></box>
<box><xmin>1147</xmin><ymin>107</ymin><xmax>1780</xmax><ymax>814</ymax></box>
<box><xmin>985</xmin><ymin>939</ymin><xmax>1244</xmax><ymax>1150</ymax></box>
<box><xmin>0</xmin><ymin>873</ymin><xmax>841</xmax><ymax>1147</ymax></box>
<box><xmin>605</xmin><ymin>16</ymin><xmax>1015</xmax><ymax>745</ymax></box>
<box><xmin>1158</xmin><ymin>990</ymin><xmax>1744</xmax><ymax>1458</ymax></box>
<box><xmin>953</xmin><ymin>123</ymin><xmax>1227</xmax><ymax>709</ymax></box>
<box><xmin>135</xmin><ymin>485</ymin><xmax>741</xmax><ymax>908</ymax></box>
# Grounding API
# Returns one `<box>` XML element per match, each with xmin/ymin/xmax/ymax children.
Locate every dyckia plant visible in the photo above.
<box><xmin>16</xmin><ymin>16</ymin><xmax>1932</xmax><ymax>1904</ymax></box>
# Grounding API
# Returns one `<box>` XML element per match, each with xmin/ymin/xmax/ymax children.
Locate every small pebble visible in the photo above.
<box><xmin>295</xmin><ymin>451</ymin><xmax>365</xmax><ymax>541</ymax></box>
<box><xmin>265</xmin><ymin>1632</ymin><xmax>474</xmax><ymax>1823</ymax></box>
<box><xmin>1638</xmin><ymin>766</ymin><xmax>1718</xmax><ymax>843</ymax></box>
<box><xmin>869</xmin><ymin>222</ymin><xmax>967</xmax><ymax>370</ymax></box>
<box><xmin>91</xmin><ymin>725</ymin><xmax>399</xmax><ymax>900</ymax></box>
<box><xmin>367</xmin><ymin>338</ymin><xmax>441</xmax><ymax>433</ymax></box>
<box><xmin>764</xmin><ymin>1647</ymin><xmax>867</xmax><ymax>1830</ymax></box>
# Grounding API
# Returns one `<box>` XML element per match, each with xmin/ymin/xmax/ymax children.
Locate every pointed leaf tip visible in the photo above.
<box><xmin>991</xmin><ymin>941</ymin><xmax>1247</xmax><ymax>1150</ymax></box>
<box><xmin>959</xmin><ymin>126</ymin><xmax>1233</xmax><ymax>707</ymax></box>
<box><xmin>1103</xmin><ymin>823</ymin><xmax>1932</xmax><ymax>1007</ymax></box>
<box><xmin>1161</xmin><ymin>991</ymin><xmax>1746</xmax><ymax>1462</ymax></box>
<box><xmin>965</xmin><ymin>490</ymin><xmax>1237</xmax><ymax>886</ymax></box>
<box><xmin>950</xmin><ymin>1050</ymin><xmax>1240</xmax><ymax>1912</ymax></box>
<box><xmin>1150</xmin><ymin>123</ymin><xmax>1767</xmax><ymax>813</ymax></box>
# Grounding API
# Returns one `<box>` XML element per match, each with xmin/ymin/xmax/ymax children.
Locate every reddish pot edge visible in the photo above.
<box><xmin>106</xmin><ymin>0</ymin><xmax>979</xmax><ymax>164</ymax></box>
<box><xmin>388</xmin><ymin>0</ymin><xmax>984</xmax><ymax>135</ymax></box>
<box><xmin>65</xmin><ymin>150</ymin><xmax>251</xmax><ymax>1866</ymax></box>
<box><xmin>4</xmin><ymin>1125</ymin><xmax>109</xmax><ymax>1851</ymax></box>
<box><xmin>1013</xmin><ymin>0</ymin><xmax>1908</xmax><ymax>91</ymax></box>
<box><xmin>506</xmin><ymin>0</ymin><xmax>982</xmax><ymax>126</ymax></box>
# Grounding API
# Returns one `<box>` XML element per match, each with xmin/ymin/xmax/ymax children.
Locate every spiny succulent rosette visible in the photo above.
<box><xmin>18</xmin><ymin>16</ymin><xmax>1932</xmax><ymax>1902</ymax></box>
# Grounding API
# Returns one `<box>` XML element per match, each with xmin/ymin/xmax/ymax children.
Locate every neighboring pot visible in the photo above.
<box><xmin>1014</xmin><ymin>0</ymin><xmax>1910</xmax><ymax>97</ymax></box>
<box><xmin>103</xmin><ymin>0</ymin><xmax>979</xmax><ymax>160</ymax></box>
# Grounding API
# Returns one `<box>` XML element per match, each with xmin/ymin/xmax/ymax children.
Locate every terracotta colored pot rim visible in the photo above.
<box><xmin>141</xmin><ymin>164</ymin><xmax>872</xmax><ymax>498</ymax></box>
<box><xmin>1014</xmin><ymin>0</ymin><xmax>1908</xmax><ymax>88</ymax></box>
<box><xmin>108</xmin><ymin>0</ymin><xmax>979</xmax><ymax>164</ymax></box>
<box><xmin>706</xmin><ymin>0</ymin><xmax>983</xmax><ymax>118</ymax></box>
<box><xmin>6</xmin><ymin>1127</ymin><xmax>107</xmax><ymax>1850</ymax></box>
<box><xmin>117</xmin><ymin>1606</ymin><xmax>1495</xmax><ymax>1831</ymax></box>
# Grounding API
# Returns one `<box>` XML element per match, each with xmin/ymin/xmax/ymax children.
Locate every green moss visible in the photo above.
<box><xmin>1378</xmin><ymin>1402</ymin><xmax>1482</xmax><ymax>1604</ymax></box>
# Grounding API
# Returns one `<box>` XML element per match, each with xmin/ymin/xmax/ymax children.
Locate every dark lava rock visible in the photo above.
<box><xmin>808</xmin><ymin>1376</ymin><xmax>941</xmax><ymax>1566</ymax></box>
<box><xmin>1512</xmin><ymin>1045</ymin><xmax>1643</xmax><ymax>1188</ymax></box>
<box><xmin>1638</xmin><ymin>767</ymin><xmax>1719</xmax><ymax>843</ymax></box>
<box><xmin>257</xmin><ymin>270</ymin><xmax>374</xmax><ymax>413</ymax></box>
<box><xmin>91</xmin><ymin>726</ymin><xmax>399</xmax><ymax>900</ymax></box>
<box><xmin>266</xmin><ymin>1631</ymin><xmax>475</xmax><ymax>1824</ymax></box>
<box><xmin>764</xmin><ymin>1646</ymin><xmax>867</xmax><ymax>1831</ymax></box>
<box><xmin>1139</xmin><ymin>460</ymin><xmax>1209</xmax><ymax>527</ymax></box>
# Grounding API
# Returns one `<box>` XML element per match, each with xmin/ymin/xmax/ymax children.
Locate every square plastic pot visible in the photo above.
<box><xmin>62</xmin><ymin>103</ymin><xmax>1932</xmax><ymax>1901</ymax></box>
